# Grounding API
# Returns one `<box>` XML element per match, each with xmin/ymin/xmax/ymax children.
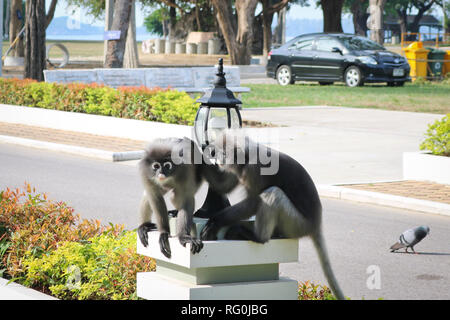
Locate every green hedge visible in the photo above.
<box><xmin>0</xmin><ymin>184</ymin><xmax>155</xmax><ymax>300</ymax></box>
<box><xmin>420</xmin><ymin>113</ymin><xmax>450</xmax><ymax>156</ymax></box>
<box><xmin>0</xmin><ymin>78</ymin><xmax>199</xmax><ymax>125</ymax></box>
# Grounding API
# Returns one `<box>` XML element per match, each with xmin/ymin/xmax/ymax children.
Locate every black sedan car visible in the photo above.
<box><xmin>266</xmin><ymin>33</ymin><xmax>411</xmax><ymax>87</ymax></box>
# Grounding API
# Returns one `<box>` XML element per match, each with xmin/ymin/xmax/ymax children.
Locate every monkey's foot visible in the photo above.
<box><xmin>137</xmin><ymin>222</ymin><xmax>157</xmax><ymax>247</ymax></box>
<box><xmin>200</xmin><ymin>221</ymin><xmax>219</xmax><ymax>241</ymax></box>
<box><xmin>179</xmin><ymin>235</ymin><xmax>204</xmax><ymax>254</ymax></box>
<box><xmin>159</xmin><ymin>232</ymin><xmax>171</xmax><ymax>258</ymax></box>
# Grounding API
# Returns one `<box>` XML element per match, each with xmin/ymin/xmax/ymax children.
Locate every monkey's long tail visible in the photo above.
<box><xmin>311</xmin><ymin>231</ymin><xmax>345</xmax><ymax>300</ymax></box>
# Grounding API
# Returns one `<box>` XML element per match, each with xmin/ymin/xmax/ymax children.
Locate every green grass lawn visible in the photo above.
<box><xmin>241</xmin><ymin>82</ymin><xmax>450</xmax><ymax>114</ymax></box>
<box><xmin>2</xmin><ymin>40</ymin><xmax>105</xmax><ymax>58</ymax></box>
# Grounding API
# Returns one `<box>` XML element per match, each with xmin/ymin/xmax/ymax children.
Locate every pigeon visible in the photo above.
<box><xmin>390</xmin><ymin>226</ymin><xmax>430</xmax><ymax>254</ymax></box>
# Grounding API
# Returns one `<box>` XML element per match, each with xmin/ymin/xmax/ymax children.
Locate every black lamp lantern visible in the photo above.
<box><xmin>193</xmin><ymin>58</ymin><xmax>243</xmax><ymax>218</ymax></box>
<box><xmin>194</xmin><ymin>58</ymin><xmax>242</xmax><ymax>150</ymax></box>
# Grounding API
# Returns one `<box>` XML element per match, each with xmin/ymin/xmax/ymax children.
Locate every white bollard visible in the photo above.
<box><xmin>175</xmin><ymin>42</ymin><xmax>186</xmax><ymax>54</ymax></box>
<box><xmin>186</xmin><ymin>43</ymin><xmax>197</xmax><ymax>54</ymax></box>
<box><xmin>208</xmin><ymin>39</ymin><xmax>220</xmax><ymax>55</ymax></box>
<box><xmin>154</xmin><ymin>39</ymin><xmax>166</xmax><ymax>54</ymax></box>
<box><xmin>197</xmin><ymin>42</ymin><xmax>208</xmax><ymax>54</ymax></box>
<box><xmin>165</xmin><ymin>41</ymin><xmax>175</xmax><ymax>54</ymax></box>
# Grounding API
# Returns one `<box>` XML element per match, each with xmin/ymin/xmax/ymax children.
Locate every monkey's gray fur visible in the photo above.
<box><xmin>201</xmin><ymin>133</ymin><xmax>346</xmax><ymax>300</ymax></box>
<box><xmin>138</xmin><ymin>137</ymin><xmax>238</xmax><ymax>258</ymax></box>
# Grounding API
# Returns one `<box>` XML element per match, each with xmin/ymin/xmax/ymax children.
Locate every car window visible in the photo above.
<box><xmin>315</xmin><ymin>38</ymin><xmax>342</xmax><ymax>52</ymax></box>
<box><xmin>288</xmin><ymin>38</ymin><xmax>313</xmax><ymax>51</ymax></box>
<box><xmin>338</xmin><ymin>36</ymin><xmax>385</xmax><ymax>51</ymax></box>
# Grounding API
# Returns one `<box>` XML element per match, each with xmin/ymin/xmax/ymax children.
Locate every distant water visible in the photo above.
<box><xmin>47</xmin><ymin>34</ymin><xmax>155</xmax><ymax>42</ymax></box>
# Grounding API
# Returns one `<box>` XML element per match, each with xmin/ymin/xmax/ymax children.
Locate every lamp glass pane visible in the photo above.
<box><xmin>207</xmin><ymin>108</ymin><xmax>228</xmax><ymax>144</ymax></box>
<box><xmin>229</xmin><ymin>108</ymin><xmax>241</xmax><ymax>129</ymax></box>
<box><xmin>194</xmin><ymin>107</ymin><xmax>208</xmax><ymax>146</ymax></box>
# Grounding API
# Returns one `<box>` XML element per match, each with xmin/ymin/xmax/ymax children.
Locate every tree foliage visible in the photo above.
<box><xmin>66</xmin><ymin>0</ymin><xmax>106</xmax><ymax>18</ymax></box>
<box><xmin>385</xmin><ymin>0</ymin><xmax>439</xmax><ymax>34</ymax></box>
<box><xmin>143</xmin><ymin>7</ymin><xmax>169</xmax><ymax>36</ymax></box>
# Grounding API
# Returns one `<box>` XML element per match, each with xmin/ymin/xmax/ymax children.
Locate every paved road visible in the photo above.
<box><xmin>241</xmin><ymin>107</ymin><xmax>442</xmax><ymax>184</ymax></box>
<box><xmin>1</xmin><ymin>143</ymin><xmax>449</xmax><ymax>300</ymax></box>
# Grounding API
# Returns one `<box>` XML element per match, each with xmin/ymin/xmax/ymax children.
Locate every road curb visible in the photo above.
<box><xmin>317</xmin><ymin>185</ymin><xmax>450</xmax><ymax>217</ymax></box>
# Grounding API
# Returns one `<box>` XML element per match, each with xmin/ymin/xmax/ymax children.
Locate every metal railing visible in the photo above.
<box><xmin>401</xmin><ymin>32</ymin><xmax>450</xmax><ymax>48</ymax></box>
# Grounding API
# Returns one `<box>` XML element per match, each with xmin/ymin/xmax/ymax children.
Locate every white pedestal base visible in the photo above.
<box><xmin>137</xmin><ymin>218</ymin><xmax>299</xmax><ymax>300</ymax></box>
<box><xmin>137</xmin><ymin>272</ymin><xmax>298</xmax><ymax>300</ymax></box>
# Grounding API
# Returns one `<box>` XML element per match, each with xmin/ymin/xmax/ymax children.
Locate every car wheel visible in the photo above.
<box><xmin>319</xmin><ymin>81</ymin><xmax>334</xmax><ymax>85</ymax></box>
<box><xmin>344</xmin><ymin>66</ymin><xmax>364</xmax><ymax>87</ymax></box>
<box><xmin>276</xmin><ymin>65</ymin><xmax>294</xmax><ymax>86</ymax></box>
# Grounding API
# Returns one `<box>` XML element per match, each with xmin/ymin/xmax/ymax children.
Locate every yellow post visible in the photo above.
<box><xmin>402</xmin><ymin>42</ymin><xmax>429</xmax><ymax>81</ymax></box>
<box><xmin>444</xmin><ymin>50</ymin><xmax>450</xmax><ymax>76</ymax></box>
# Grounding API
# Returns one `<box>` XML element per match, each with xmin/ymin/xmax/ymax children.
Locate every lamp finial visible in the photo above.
<box><xmin>214</xmin><ymin>58</ymin><xmax>226</xmax><ymax>87</ymax></box>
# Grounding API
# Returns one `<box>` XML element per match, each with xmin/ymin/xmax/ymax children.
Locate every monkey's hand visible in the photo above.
<box><xmin>179</xmin><ymin>235</ymin><xmax>204</xmax><ymax>254</ymax></box>
<box><xmin>137</xmin><ymin>222</ymin><xmax>157</xmax><ymax>247</ymax></box>
<box><xmin>200</xmin><ymin>220</ymin><xmax>219</xmax><ymax>241</ymax></box>
<box><xmin>159</xmin><ymin>232</ymin><xmax>171</xmax><ymax>258</ymax></box>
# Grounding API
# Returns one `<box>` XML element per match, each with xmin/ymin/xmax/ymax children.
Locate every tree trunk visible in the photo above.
<box><xmin>396</xmin><ymin>8</ymin><xmax>407</xmax><ymax>40</ymax></box>
<box><xmin>273</xmin><ymin>6</ymin><xmax>286</xmax><ymax>46</ymax></box>
<box><xmin>124</xmin><ymin>0</ymin><xmax>138</xmax><ymax>68</ymax></box>
<box><xmin>103</xmin><ymin>0</ymin><xmax>114</xmax><ymax>64</ymax></box>
<box><xmin>351</xmin><ymin>0</ymin><xmax>368</xmax><ymax>36</ymax></box>
<box><xmin>9</xmin><ymin>0</ymin><xmax>24</xmax><ymax>57</ymax></box>
<box><xmin>261</xmin><ymin>0</ymin><xmax>273</xmax><ymax>55</ymax></box>
<box><xmin>211</xmin><ymin>0</ymin><xmax>258</xmax><ymax>65</ymax></box>
<box><xmin>262</xmin><ymin>10</ymin><xmax>274</xmax><ymax>56</ymax></box>
<box><xmin>368</xmin><ymin>0</ymin><xmax>386</xmax><ymax>44</ymax></box>
<box><xmin>168</xmin><ymin>2</ymin><xmax>177</xmax><ymax>39</ymax></box>
<box><xmin>321</xmin><ymin>0</ymin><xmax>344</xmax><ymax>33</ymax></box>
<box><xmin>4</xmin><ymin>0</ymin><xmax>11</xmax><ymax>40</ymax></box>
<box><xmin>24</xmin><ymin>0</ymin><xmax>46</xmax><ymax>81</ymax></box>
<box><xmin>195</xmin><ymin>0</ymin><xmax>201</xmax><ymax>31</ymax></box>
<box><xmin>104</xmin><ymin>0</ymin><xmax>132</xmax><ymax>68</ymax></box>
<box><xmin>45</xmin><ymin>0</ymin><xmax>58</xmax><ymax>29</ymax></box>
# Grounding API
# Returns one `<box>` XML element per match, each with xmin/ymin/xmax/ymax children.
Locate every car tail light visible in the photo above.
<box><xmin>268</xmin><ymin>50</ymin><xmax>273</xmax><ymax>60</ymax></box>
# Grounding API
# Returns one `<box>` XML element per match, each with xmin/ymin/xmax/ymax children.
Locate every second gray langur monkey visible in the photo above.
<box><xmin>201</xmin><ymin>133</ymin><xmax>346</xmax><ymax>300</ymax></box>
<box><xmin>138</xmin><ymin>137</ymin><xmax>239</xmax><ymax>258</ymax></box>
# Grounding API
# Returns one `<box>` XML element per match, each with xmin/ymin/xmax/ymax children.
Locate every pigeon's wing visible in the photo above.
<box><xmin>400</xmin><ymin>228</ymin><xmax>417</xmax><ymax>246</ymax></box>
<box><xmin>390</xmin><ymin>242</ymin><xmax>406</xmax><ymax>251</ymax></box>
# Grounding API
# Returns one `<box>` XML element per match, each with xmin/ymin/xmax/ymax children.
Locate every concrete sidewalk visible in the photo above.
<box><xmin>0</xmin><ymin>104</ymin><xmax>448</xmax><ymax>216</ymax></box>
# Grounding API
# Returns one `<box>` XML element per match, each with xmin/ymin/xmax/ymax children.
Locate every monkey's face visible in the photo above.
<box><xmin>151</xmin><ymin>160</ymin><xmax>175</xmax><ymax>183</ymax></box>
<box><xmin>141</xmin><ymin>156</ymin><xmax>178</xmax><ymax>187</ymax></box>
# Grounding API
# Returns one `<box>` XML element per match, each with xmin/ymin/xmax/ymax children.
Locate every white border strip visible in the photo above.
<box><xmin>0</xmin><ymin>278</ymin><xmax>57</xmax><ymax>300</ymax></box>
<box><xmin>0</xmin><ymin>135</ymin><xmax>114</xmax><ymax>161</ymax></box>
<box><xmin>0</xmin><ymin>104</ymin><xmax>191</xmax><ymax>141</ymax></box>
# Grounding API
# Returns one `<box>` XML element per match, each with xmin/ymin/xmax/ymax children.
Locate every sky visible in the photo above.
<box><xmin>49</xmin><ymin>1</ymin><xmax>325</xmax><ymax>28</ymax></box>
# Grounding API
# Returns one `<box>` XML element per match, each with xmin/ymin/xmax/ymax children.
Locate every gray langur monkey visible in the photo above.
<box><xmin>200</xmin><ymin>133</ymin><xmax>345</xmax><ymax>300</ymax></box>
<box><xmin>137</xmin><ymin>137</ymin><xmax>239</xmax><ymax>258</ymax></box>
